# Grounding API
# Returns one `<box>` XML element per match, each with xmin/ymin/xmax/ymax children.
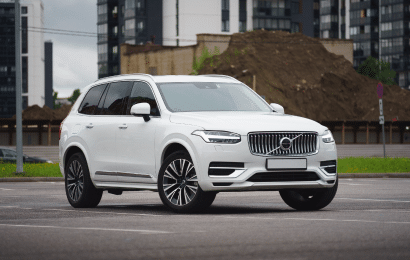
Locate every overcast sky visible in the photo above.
<box><xmin>42</xmin><ymin>0</ymin><xmax>97</xmax><ymax>98</ymax></box>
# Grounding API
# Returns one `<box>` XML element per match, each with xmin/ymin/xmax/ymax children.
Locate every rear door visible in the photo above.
<box><xmin>89</xmin><ymin>81</ymin><xmax>133</xmax><ymax>182</ymax></box>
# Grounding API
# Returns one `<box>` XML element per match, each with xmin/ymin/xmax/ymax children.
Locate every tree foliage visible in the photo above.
<box><xmin>356</xmin><ymin>56</ymin><xmax>396</xmax><ymax>85</ymax></box>
<box><xmin>53</xmin><ymin>92</ymin><xmax>61</xmax><ymax>110</ymax></box>
<box><xmin>67</xmin><ymin>89</ymin><xmax>81</xmax><ymax>104</ymax></box>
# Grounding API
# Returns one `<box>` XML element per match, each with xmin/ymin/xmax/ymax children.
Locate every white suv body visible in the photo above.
<box><xmin>60</xmin><ymin>74</ymin><xmax>337</xmax><ymax>212</ymax></box>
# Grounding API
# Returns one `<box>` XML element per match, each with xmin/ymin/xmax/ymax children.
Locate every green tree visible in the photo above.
<box><xmin>356</xmin><ymin>56</ymin><xmax>396</xmax><ymax>85</ymax></box>
<box><xmin>67</xmin><ymin>89</ymin><xmax>81</xmax><ymax>104</ymax></box>
<box><xmin>53</xmin><ymin>91</ymin><xmax>61</xmax><ymax>109</ymax></box>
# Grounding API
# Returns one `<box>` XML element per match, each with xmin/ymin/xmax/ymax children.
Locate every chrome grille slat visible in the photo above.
<box><xmin>248</xmin><ymin>132</ymin><xmax>318</xmax><ymax>156</ymax></box>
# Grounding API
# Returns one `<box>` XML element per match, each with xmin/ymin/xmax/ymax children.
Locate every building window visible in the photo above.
<box><xmin>98</xmin><ymin>64</ymin><xmax>108</xmax><ymax>76</ymax></box>
<box><xmin>98</xmin><ymin>44</ymin><xmax>108</xmax><ymax>62</ymax></box>
<box><xmin>112</xmin><ymin>6</ymin><xmax>118</xmax><ymax>18</ymax></box>
<box><xmin>291</xmin><ymin>22</ymin><xmax>299</xmax><ymax>33</ymax></box>
<box><xmin>239</xmin><ymin>21</ymin><xmax>247</xmax><ymax>32</ymax></box>
<box><xmin>222</xmin><ymin>0</ymin><xmax>230</xmax><ymax>32</ymax></box>
<box><xmin>222</xmin><ymin>20</ymin><xmax>230</xmax><ymax>32</ymax></box>
<box><xmin>22</xmin><ymin>57</ymin><xmax>28</xmax><ymax>93</ymax></box>
<box><xmin>22</xmin><ymin>96</ymin><xmax>28</xmax><ymax>110</ymax></box>
<box><xmin>239</xmin><ymin>0</ymin><xmax>246</xmax><ymax>32</ymax></box>
<box><xmin>112</xmin><ymin>46</ymin><xmax>118</xmax><ymax>60</ymax></box>
<box><xmin>21</xmin><ymin>6</ymin><xmax>27</xmax><ymax>14</ymax></box>
<box><xmin>222</xmin><ymin>0</ymin><xmax>229</xmax><ymax>10</ymax></box>
<box><xmin>176</xmin><ymin>0</ymin><xmax>179</xmax><ymax>36</ymax></box>
<box><xmin>98</xmin><ymin>24</ymin><xmax>108</xmax><ymax>42</ymax></box>
<box><xmin>21</xmin><ymin>17</ymin><xmax>28</xmax><ymax>54</ymax></box>
<box><xmin>291</xmin><ymin>2</ymin><xmax>298</xmax><ymax>14</ymax></box>
<box><xmin>125</xmin><ymin>0</ymin><xmax>135</xmax><ymax>9</ymax></box>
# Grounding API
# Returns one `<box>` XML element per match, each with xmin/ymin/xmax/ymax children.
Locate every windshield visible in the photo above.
<box><xmin>157</xmin><ymin>82</ymin><xmax>272</xmax><ymax>112</ymax></box>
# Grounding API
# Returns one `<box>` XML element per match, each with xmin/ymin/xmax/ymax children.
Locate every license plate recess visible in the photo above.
<box><xmin>266</xmin><ymin>158</ymin><xmax>307</xmax><ymax>170</ymax></box>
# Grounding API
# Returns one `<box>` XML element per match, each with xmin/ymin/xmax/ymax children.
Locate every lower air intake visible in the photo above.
<box><xmin>247</xmin><ymin>172</ymin><xmax>320</xmax><ymax>182</ymax></box>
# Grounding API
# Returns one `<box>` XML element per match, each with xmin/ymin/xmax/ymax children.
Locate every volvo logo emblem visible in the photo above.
<box><xmin>280</xmin><ymin>137</ymin><xmax>292</xmax><ymax>151</ymax></box>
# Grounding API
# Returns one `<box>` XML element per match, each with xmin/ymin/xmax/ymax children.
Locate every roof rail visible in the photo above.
<box><xmin>95</xmin><ymin>73</ymin><xmax>154</xmax><ymax>82</ymax></box>
<box><xmin>203</xmin><ymin>74</ymin><xmax>240</xmax><ymax>82</ymax></box>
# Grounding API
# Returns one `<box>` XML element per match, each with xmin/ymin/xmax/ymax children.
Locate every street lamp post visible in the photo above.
<box><xmin>15</xmin><ymin>0</ymin><xmax>23</xmax><ymax>173</ymax></box>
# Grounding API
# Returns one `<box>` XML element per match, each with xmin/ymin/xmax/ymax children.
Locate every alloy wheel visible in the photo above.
<box><xmin>66</xmin><ymin>160</ymin><xmax>84</xmax><ymax>202</ymax></box>
<box><xmin>162</xmin><ymin>159</ymin><xmax>198</xmax><ymax>206</ymax></box>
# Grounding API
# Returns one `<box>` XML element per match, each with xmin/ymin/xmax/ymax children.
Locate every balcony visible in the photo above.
<box><xmin>381</xmin><ymin>13</ymin><xmax>403</xmax><ymax>22</ymax></box>
<box><xmin>381</xmin><ymin>0</ymin><xmax>403</xmax><ymax>5</ymax></box>
<box><xmin>381</xmin><ymin>29</ymin><xmax>404</xmax><ymax>38</ymax></box>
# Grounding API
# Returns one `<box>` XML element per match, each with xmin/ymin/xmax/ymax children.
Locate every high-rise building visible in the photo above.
<box><xmin>97</xmin><ymin>0</ymin><xmax>163</xmax><ymax>79</ymax></box>
<box><xmin>97</xmin><ymin>0</ymin><xmax>319</xmax><ymax>79</ymax></box>
<box><xmin>319</xmin><ymin>0</ymin><xmax>410</xmax><ymax>90</ymax></box>
<box><xmin>0</xmin><ymin>0</ymin><xmax>50</xmax><ymax>118</ymax></box>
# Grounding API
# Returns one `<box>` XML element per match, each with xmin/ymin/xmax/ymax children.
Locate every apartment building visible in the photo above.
<box><xmin>0</xmin><ymin>0</ymin><xmax>52</xmax><ymax>118</ymax></box>
<box><xmin>319</xmin><ymin>0</ymin><xmax>410</xmax><ymax>90</ymax></box>
<box><xmin>97</xmin><ymin>0</ymin><xmax>318</xmax><ymax>78</ymax></box>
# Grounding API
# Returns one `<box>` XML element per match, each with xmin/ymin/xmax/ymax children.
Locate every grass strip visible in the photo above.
<box><xmin>0</xmin><ymin>157</ymin><xmax>409</xmax><ymax>178</ymax></box>
<box><xmin>0</xmin><ymin>163</ymin><xmax>62</xmax><ymax>178</ymax></box>
<box><xmin>337</xmin><ymin>157</ymin><xmax>410</xmax><ymax>173</ymax></box>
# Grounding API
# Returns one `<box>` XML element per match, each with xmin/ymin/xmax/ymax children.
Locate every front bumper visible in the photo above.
<box><xmin>191</xmin><ymin>135</ymin><xmax>337</xmax><ymax>192</ymax></box>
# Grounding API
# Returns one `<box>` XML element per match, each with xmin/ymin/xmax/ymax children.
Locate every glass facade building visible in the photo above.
<box><xmin>320</xmin><ymin>0</ymin><xmax>410</xmax><ymax>90</ymax></box>
<box><xmin>0</xmin><ymin>2</ymin><xmax>16</xmax><ymax>118</ymax></box>
<box><xmin>97</xmin><ymin>0</ymin><xmax>163</xmax><ymax>79</ymax></box>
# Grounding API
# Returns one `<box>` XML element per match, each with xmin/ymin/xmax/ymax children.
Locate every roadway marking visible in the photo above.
<box><xmin>0</xmin><ymin>206</ymin><xmax>19</xmax><ymax>208</ymax></box>
<box><xmin>222</xmin><ymin>216</ymin><xmax>410</xmax><ymax>225</ymax></box>
<box><xmin>336</xmin><ymin>198</ymin><xmax>410</xmax><ymax>203</ymax></box>
<box><xmin>43</xmin><ymin>208</ymin><xmax>161</xmax><ymax>217</ymax></box>
<box><xmin>339</xmin><ymin>183</ymin><xmax>372</xmax><ymax>186</ymax></box>
<box><xmin>0</xmin><ymin>223</ymin><xmax>172</xmax><ymax>234</ymax></box>
<box><xmin>0</xmin><ymin>188</ymin><xmax>14</xmax><ymax>191</ymax></box>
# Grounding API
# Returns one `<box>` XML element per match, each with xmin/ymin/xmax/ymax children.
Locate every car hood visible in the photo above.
<box><xmin>169</xmin><ymin>111</ymin><xmax>327</xmax><ymax>135</ymax></box>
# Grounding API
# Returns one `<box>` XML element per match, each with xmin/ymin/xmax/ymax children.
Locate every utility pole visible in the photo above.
<box><xmin>15</xmin><ymin>0</ymin><xmax>23</xmax><ymax>173</ymax></box>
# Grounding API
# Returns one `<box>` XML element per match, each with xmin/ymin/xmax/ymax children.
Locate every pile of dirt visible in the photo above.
<box><xmin>12</xmin><ymin>104</ymin><xmax>72</xmax><ymax>121</ymax></box>
<box><xmin>198</xmin><ymin>30</ymin><xmax>410</xmax><ymax>121</ymax></box>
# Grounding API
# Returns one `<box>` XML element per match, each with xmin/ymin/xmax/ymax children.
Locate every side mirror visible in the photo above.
<box><xmin>130</xmin><ymin>103</ymin><xmax>151</xmax><ymax>122</ymax></box>
<box><xmin>270</xmin><ymin>103</ymin><xmax>284</xmax><ymax>114</ymax></box>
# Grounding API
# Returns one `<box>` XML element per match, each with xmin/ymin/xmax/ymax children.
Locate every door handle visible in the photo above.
<box><xmin>118</xmin><ymin>124</ymin><xmax>128</xmax><ymax>129</ymax></box>
<box><xmin>86</xmin><ymin>123</ymin><xmax>93</xmax><ymax>129</ymax></box>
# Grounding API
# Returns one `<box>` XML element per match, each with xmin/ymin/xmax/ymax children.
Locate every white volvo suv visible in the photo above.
<box><xmin>60</xmin><ymin>74</ymin><xmax>337</xmax><ymax>212</ymax></box>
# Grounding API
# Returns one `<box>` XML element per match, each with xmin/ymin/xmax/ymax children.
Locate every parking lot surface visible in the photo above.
<box><xmin>1</xmin><ymin>179</ymin><xmax>410</xmax><ymax>260</ymax></box>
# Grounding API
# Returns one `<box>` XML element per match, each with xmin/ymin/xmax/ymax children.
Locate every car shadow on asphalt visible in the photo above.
<box><xmin>94</xmin><ymin>203</ymin><xmax>298</xmax><ymax>215</ymax></box>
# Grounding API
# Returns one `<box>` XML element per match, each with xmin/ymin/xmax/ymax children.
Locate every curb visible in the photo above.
<box><xmin>0</xmin><ymin>177</ymin><xmax>64</xmax><ymax>182</ymax></box>
<box><xmin>1</xmin><ymin>173</ymin><xmax>410</xmax><ymax>182</ymax></box>
<box><xmin>338</xmin><ymin>173</ymin><xmax>410</xmax><ymax>178</ymax></box>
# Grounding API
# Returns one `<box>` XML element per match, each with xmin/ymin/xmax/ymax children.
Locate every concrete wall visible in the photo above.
<box><xmin>121</xmin><ymin>34</ymin><xmax>231</xmax><ymax>75</ymax></box>
<box><xmin>319</xmin><ymin>38</ymin><xmax>353</xmax><ymax>64</ymax></box>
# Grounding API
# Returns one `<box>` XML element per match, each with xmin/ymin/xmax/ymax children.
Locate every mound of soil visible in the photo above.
<box><xmin>198</xmin><ymin>30</ymin><xmax>410</xmax><ymax>121</ymax></box>
<box><xmin>12</xmin><ymin>104</ymin><xmax>72</xmax><ymax>121</ymax></box>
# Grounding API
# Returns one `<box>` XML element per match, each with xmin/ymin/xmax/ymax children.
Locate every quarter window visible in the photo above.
<box><xmin>78</xmin><ymin>84</ymin><xmax>107</xmax><ymax>115</ymax></box>
<box><xmin>127</xmin><ymin>82</ymin><xmax>160</xmax><ymax>116</ymax></box>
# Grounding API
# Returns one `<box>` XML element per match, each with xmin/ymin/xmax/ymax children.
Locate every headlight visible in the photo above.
<box><xmin>192</xmin><ymin>130</ymin><xmax>241</xmax><ymax>144</ymax></box>
<box><xmin>322</xmin><ymin>130</ymin><xmax>334</xmax><ymax>143</ymax></box>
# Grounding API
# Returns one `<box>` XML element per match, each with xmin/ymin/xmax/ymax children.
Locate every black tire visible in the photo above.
<box><xmin>279</xmin><ymin>178</ymin><xmax>338</xmax><ymax>211</ymax></box>
<box><xmin>65</xmin><ymin>152</ymin><xmax>103</xmax><ymax>208</ymax></box>
<box><xmin>158</xmin><ymin>151</ymin><xmax>216</xmax><ymax>213</ymax></box>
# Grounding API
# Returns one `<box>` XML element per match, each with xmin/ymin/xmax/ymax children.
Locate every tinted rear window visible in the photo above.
<box><xmin>78</xmin><ymin>84</ymin><xmax>107</xmax><ymax>115</ymax></box>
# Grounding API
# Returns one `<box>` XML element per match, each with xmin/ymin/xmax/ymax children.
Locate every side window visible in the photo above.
<box><xmin>0</xmin><ymin>149</ymin><xmax>4</xmax><ymax>157</ymax></box>
<box><xmin>127</xmin><ymin>81</ymin><xmax>160</xmax><ymax>116</ymax></box>
<box><xmin>78</xmin><ymin>84</ymin><xmax>107</xmax><ymax>115</ymax></box>
<box><xmin>101</xmin><ymin>81</ymin><xmax>133</xmax><ymax>115</ymax></box>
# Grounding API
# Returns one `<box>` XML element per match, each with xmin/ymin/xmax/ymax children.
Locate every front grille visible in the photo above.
<box><xmin>248</xmin><ymin>132</ymin><xmax>318</xmax><ymax>156</ymax></box>
<box><xmin>247</xmin><ymin>172</ymin><xmax>320</xmax><ymax>182</ymax></box>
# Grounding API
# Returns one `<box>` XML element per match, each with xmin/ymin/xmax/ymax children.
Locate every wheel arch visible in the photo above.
<box><xmin>63</xmin><ymin>144</ymin><xmax>89</xmax><ymax>174</ymax></box>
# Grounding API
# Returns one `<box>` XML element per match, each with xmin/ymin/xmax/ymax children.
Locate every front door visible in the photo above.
<box><xmin>115</xmin><ymin>81</ymin><xmax>160</xmax><ymax>184</ymax></box>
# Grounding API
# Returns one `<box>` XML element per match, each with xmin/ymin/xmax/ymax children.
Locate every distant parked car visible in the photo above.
<box><xmin>0</xmin><ymin>147</ymin><xmax>53</xmax><ymax>163</ymax></box>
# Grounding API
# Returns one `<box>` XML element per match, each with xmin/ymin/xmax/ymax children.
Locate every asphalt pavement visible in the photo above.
<box><xmin>1</xmin><ymin>179</ymin><xmax>410</xmax><ymax>260</ymax></box>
